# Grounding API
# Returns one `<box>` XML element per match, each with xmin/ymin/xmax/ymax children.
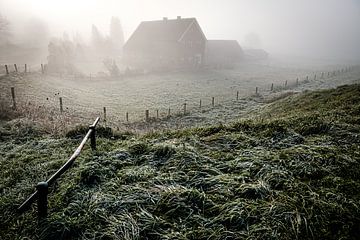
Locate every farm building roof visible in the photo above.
<box><xmin>206</xmin><ymin>40</ymin><xmax>244</xmax><ymax>59</ymax></box>
<box><xmin>124</xmin><ymin>17</ymin><xmax>206</xmax><ymax>50</ymax></box>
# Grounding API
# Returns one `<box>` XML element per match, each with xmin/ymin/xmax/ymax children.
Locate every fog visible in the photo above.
<box><xmin>1</xmin><ymin>0</ymin><xmax>360</xmax><ymax>63</ymax></box>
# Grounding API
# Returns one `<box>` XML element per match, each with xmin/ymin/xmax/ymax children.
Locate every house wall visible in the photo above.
<box><xmin>123</xmin><ymin>21</ymin><xmax>206</xmax><ymax>70</ymax></box>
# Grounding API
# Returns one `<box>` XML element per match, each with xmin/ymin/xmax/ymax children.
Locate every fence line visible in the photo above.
<box><xmin>17</xmin><ymin>117</ymin><xmax>100</xmax><ymax>218</ymax></box>
<box><xmin>3</xmin><ymin>64</ymin><xmax>358</xmax><ymax>126</ymax></box>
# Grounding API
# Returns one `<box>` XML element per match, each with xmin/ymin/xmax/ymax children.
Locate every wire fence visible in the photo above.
<box><xmin>1</xmin><ymin>63</ymin><xmax>358</xmax><ymax>133</ymax></box>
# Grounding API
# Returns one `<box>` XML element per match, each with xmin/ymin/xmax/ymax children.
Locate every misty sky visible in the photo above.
<box><xmin>1</xmin><ymin>0</ymin><xmax>360</xmax><ymax>61</ymax></box>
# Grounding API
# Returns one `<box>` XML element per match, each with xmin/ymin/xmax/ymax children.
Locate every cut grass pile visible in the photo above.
<box><xmin>0</xmin><ymin>84</ymin><xmax>359</xmax><ymax>239</ymax></box>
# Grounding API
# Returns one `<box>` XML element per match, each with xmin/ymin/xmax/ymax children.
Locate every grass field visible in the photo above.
<box><xmin>0</xmin><ymin>82</ymin><xmax>360</xmax><ymax>239</ymax></box>
<box><xmin>1</xmin><ymin>63</ymin><xmax>358</xmax><ymax>130</ymax></box>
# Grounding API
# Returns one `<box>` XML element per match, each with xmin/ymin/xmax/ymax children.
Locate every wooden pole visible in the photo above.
<box><xmin>285</xmin><ymin>80</ymin><xmax>288</xmax><ymax>88</ymax></box>
<box><xmin>271</xmin><ymin>83</ymin><xmax>274</xmax><ymax>91</ymax></box>
<box><xmin>296</xmin><ymin>78</ymin><xmax>299</xmax><ymax>86</ymax></box>
<box><xmin>36</xmin><ymin>182</ymin><xmax>48</xmax><ymax>218</ymax></box>
<box><xmin>168</xmin><ymin>108</ymin><xmax>171</xmax><ymax>117</ymax></box>
<box><xmin>212</xmin><ymin>97</ymin><xmax>215</xmax><ymax>107</ymax></box>
<box><xmin>199</xmin><ymin>99</ymin><xmax>202</xmax><ymax>108</ymax></box>
<box><xmin>14</xmin><ymin>64</ymin><xmax>18</xmax><ymax>73</ymax></box>
<box><xmin>126</xmin><ymin>112</ymin><xmax>129</xmax><ymax>122</ymax></box>
<box><xmin>306</xmin><ymin>76</ymin><xmax>308</xmax><ymax>81</ymax></box>
<box><xmin>5</xmin><ymin>65</ymin><xmax>9</xmax><ymax>74</ymax></box>
<box><xmin>59</xmin><ymin>97</ymin><xmax>63</xmax><ymax>113</ymax></box>
<box><xmin>156</xmin><ymin>109</ymin><xmax>159</xmax><ymax>118</ymax></box>
<box><xmin>314</xmin><ymin>74</ymin><xmax>316</xmax><ymax>80</ymax></box>
<box><xmin>145</xmin><ymin>110</ymin><xmax>149</xmax><ymax>122</ymax></box>
<box><xmin>255</xmin><ymin>87</ymin><xmax>258</xmax><ymax>94</ymax></box>
<box><xmin>89</xmin><ymin>125</ymin><xmax>96</xmax><ymax>150</ymax></box>
<box><xmin>183</xmin><ymin>103</ymin><xmax>187</xmax><ymax>115</ymax></box>
<box><xmin>236</xmin><ymin>91</ymin><xmax>239</xmax><ymax>100</ymax></box>
<box><xmin>321</xmin><ymin>72</ymin><xmax>324</xmax><ymax>78</ymax></box>
<box><xmin>328</xmin><ymin>72</ymin><xmax>330</xmax><ymax>77</ymax></box>
<box><xmin>24</xmin><ymin>64</ymin><xmax>27</xmax><ymax>73</ymax></box>
<box><xmin>41</xmin><ymin>64</ymin><xmax>44</xmax><ymax>74</ymax></box>
<box><xmin>11</xmin><ymin>87</ymin><xmax>16</xmax><ymax>110</ymax></box>
<box><xmin>103</xmin><ymin>107</ymin><xmax>106</xmax><ymax>125</ymax></box>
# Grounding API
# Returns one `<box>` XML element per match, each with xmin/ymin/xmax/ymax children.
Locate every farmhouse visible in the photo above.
<box><xmin>123</xmin><ymin>17</ymin><xmax>207</xmax><ymax>70</ymax></box>
<box><xmin>205</xmin><ymin>40</ymin><xmax>244</xmax><ymax>68</ymax></box>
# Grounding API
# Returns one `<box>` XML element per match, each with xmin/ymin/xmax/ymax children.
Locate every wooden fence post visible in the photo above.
<box><xmin>14</xmin><ymin>64</ymin><xmax>18</xmax><ymax>73</ymax></box>
<box><xmin>36</xmin><ymin>182</ymin><xmax>48</xmax><ymax>218</ymax></box>
<box><xmin>11</xmin><ymin>87</ymin><xmax>16</xmax><ymax>110</ymax></box>
<box><xmin>183</xmin><ymin>103</ymin><xmax>187</xmax><ymax>115</ymax></box>
<box><xmin>41</xmin><ymin>64</ymin><xmax>44</xmax><ymax>74</ymax></box>
<box><xmin>5</xmin><ymin>65</ymin><xmax>9</xmax><ymax>74</ymax></box>
<box><xmin>271</xmin><ymin>83</ymin><xmax>274</xmax><ymax>91</ymax></box>
<box><xmin>24</xmin><ymin>64</ymin><xmax>27</xmax><ymax>73</ymax></box>
<box><xmin>306</xmin><ymin>76</ymin><xmax>308</xmax><ymax>81</ymax></box>
<box><xmin>212</xmin><ymin>97</ymin><xmax>215</xmax><ymax>107</ymax></box>
<box><xmin>59</xmin><ymin>97</ymin><xmax>63</xmax><ymax>113</ymax></box>
<box><xmin>328</xmin><ymin>72</ymin><xmax>330</xmax><ymax>77</ymax></box>
<box><xmin>236</xmin><ymin>91</ymin><xmax>239</xmax><ymax>100</ymax></box>
<box><xmin>168</xmin><ymin>108</ymin><xmax>171</xmax><ymax>117</ymax></box>
<box><xmin>255</xmin><ymin>87</ymin><xmax>258</xmax><ymax>95</ymax></box>
<box><xmin>285</xmin><ymin>80</ymin><xmax>288</xmax><ymax>88</ymax></box>
<box><xmin>199</xmin><ymin>99</ymin><xmax>202</xmax><ymax>108</ymax></box>
<box><xmin>126</xmin><ymin>112</ymin><xmax>129</xmax><ymax>122</ymax></box>
<box><xmin>103</xmin><ymin>107</ymin><xmax>106</xmax><ymax>125</ymax></box>
<box><xmin>145</xmin><ymin>110</ymin><xmax>149</xmax><ymax>122</ymax></box>
<box><xmin>156</xmin><ymin>109</ymin><xmax>159</xmax><ymax>118</ymax></box>
<box><xmin>314</xmin><ymin>74</ymin><xmax>316</xmax><ymax>80</ymax></box>
<box><xmin>89</xmin><ymin>125</ymin><xmax>96</xmax><ymax>150</ymax></box>
<box><xmin>296</xmin><ymin>78</ymin><xmax>299</xmax><ymax>86</ymax></box>
<box><xmin>321</xmin><ymin>72</ymin><xmax>324</xmax><ymax>78</ymax></box>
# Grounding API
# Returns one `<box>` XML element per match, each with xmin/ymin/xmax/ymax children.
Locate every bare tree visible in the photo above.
<box><xmin>110</xmin><ymin>17</ymin><xmax>124</xmax><ymax>53</ymax></box>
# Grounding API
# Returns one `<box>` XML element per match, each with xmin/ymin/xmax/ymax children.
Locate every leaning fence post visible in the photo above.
<box><xmin>212</xmin><ymin>97</ymin><xmax>215</xmax><ymax>107</ymax></box>
<box><xmin>14</xmin><ymin>64</ymin><xmax>18</xmax><ymax>73</ymax></box>
<box><xmin>59</xmin><ymin>97</ymin><xmax>63</xmax><ymax>113</ymax></box>
<box><xmin>5</xmin><ymin>65</ymin><xmax>9</xmax><ymax>74</ymax></box>
<box><xmin>145</xmin><ymin>110</ymin><xmax>149</xmax><ymax>122</ymax></box>
<box><xmin>11</xmin><ymin>87</ymin><xmax>16</xmax><ymax>110</ymax></box>
<box><xmin>89</xmin><ymin>125</ymin><xmax>96</xmax><ymax>150</ymax></box>
<box><xmin>36</xmin><ymin>182</ymin><xmax>48</xmax><ymax>218</ymax></box>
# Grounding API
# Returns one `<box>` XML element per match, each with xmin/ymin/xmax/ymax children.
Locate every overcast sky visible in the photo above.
<box><xmin>1</xmin><ymin>0</ymin><xmax>360</xmax><ymax>61</ymax></box>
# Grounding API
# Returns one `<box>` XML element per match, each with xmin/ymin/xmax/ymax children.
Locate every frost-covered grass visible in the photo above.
<box><xmin>1</xmin><ymin>63</ymin><xmax>357</xmax><ymax>126</ymax></box>
<box><xmin>0</xmin><ymin>84</ymin><xmax>360</xmax><ymax>239</ymax></box>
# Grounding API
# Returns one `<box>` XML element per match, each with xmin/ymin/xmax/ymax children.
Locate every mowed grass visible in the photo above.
<box><xmin>0</xmin><ymin>84</ymin><xmax>360</xmax><ymax>239</ymax></box>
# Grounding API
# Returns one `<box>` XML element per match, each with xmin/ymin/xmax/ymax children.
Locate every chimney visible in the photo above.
<box><xmin>163</xmin><ymin>17</ymin><xmax>168</xmax><ymax>21</ymax></box>
<box><xmin>177</xmin><ymin>16</ymin><xmax>181</xmax><ymax>20</ymax></box>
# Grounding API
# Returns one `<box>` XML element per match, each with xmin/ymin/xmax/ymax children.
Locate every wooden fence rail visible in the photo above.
<box><xmin>17</xmin><ymin>117</ymin><xmax>100</xmax><ymax>218</ymax></box>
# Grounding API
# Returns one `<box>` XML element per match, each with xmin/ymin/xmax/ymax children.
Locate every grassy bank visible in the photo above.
<box><xmin>0</xmin><ymin>84</ymin><xmax>359</xmax><ymax>239</ymax></box>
